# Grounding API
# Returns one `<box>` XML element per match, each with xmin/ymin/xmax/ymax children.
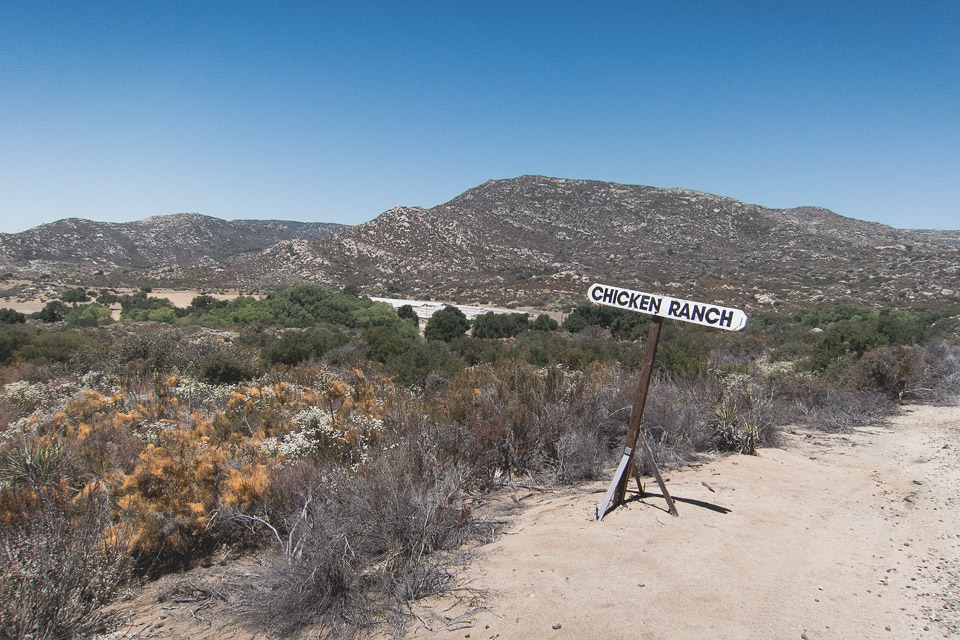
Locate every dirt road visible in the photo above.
<box><xmin>407</xmin><ymin>405</ymin><xmax>960</xmax><ymax>639</ymax></box>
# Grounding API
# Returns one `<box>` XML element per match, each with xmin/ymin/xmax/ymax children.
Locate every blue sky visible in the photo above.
<box><xmin>1</xmin><ymin>1</ymin><xmax>958</xmax><ymax>233</ymax></box>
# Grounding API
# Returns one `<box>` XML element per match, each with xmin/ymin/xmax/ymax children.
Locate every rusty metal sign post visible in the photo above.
<box><xmin>591</xmin><ymin>283</ymin><xmax>748</xmax><ymax>521</ymax></box>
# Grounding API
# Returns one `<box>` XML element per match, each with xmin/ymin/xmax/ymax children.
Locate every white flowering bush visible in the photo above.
<box><xmin>169</xmin><ymin>377</ymin><xmax>235</xmax><ymax>411</ymax></box>
<box><xmin>261</xmin><ymin>406</ymin><xmax>382</xmax><ymax>468</ymax></box>
<box><xmin>2</xmin><ymin>380</ymin><xmax>82</xmax><ymax>414</ymax></box>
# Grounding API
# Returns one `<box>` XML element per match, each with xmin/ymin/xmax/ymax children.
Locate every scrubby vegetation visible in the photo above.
<box><xmin>0</xmin><ymin>285</ymin><xmax>958</xmax><ymax>637</ymax></box>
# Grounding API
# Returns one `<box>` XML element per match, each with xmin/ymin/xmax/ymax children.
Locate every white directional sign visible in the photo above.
<box><xmin>588</xmin><ymin>283</ymin><xmax>748</xmax><ymax>331</ymax></box>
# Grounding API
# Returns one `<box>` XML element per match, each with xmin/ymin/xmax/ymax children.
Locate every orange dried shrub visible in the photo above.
<box><xmin>221</xmin><ymin>463</ymin><xmax>270</xmax><ymax>510</ymax></box>
<box><xmin>115</xmin><ymin>421</ymin><xmax>270</xmax><ymax>562</ymax></box>
<box><xmin>324</xmin><ymin>379</ymin><xmax>351</xmax><ymax>414</ymax></box>
<box><xmin>40</xmin><ymin>389</ymin><xmax>147</xmax><ymax>481</ymax></box>
<box><xmin>49</xmin><ymin>390</ymin><xmax>121</xmax><ymax>435</ymax></box>
<box><xmin>325</xmin><ymin>369</ymin><xmax>382</xmax><ymax>421</ymax></box>
<box><xmin>0</xmin><ymin>486</ymin><xmax>40</xmax><ymax>527</ymax></box>
<box><xmin>218</xmin><ymin>382</ymin><xmax>309</xmax><ymax>440</ymax></box>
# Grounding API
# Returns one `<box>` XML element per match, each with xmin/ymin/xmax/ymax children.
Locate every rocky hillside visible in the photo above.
<box><xmin>223</xmin><ymin>176</ymin><xmax>960</xmax><ymax>312</ymax></box>
<box><xmin>4</xmin><ymin>177</ymin><xmax>958</xmax><ymax>313</ymax></box>
<box><xmin>0</xmin><ymin>213</ymin><xmax>343</xmax><ymax>278</ymax></box>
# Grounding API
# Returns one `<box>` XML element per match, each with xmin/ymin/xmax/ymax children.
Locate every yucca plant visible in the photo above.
<box><xmin>709</xmin><ymin>404</ymin><xmax>761</xmax><ymax>455</ymax></box>
<box><xmin>0</xmin><ymin>437</ymin><xmax>64</xmax><ymax>489</ymax></box>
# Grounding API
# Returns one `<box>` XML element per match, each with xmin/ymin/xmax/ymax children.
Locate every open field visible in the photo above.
<box><xmin>0</xmin><ymin>287</ymin><xmax>253</xmax><ymax>319</ymax></box>
<box><xmin>0</xmin><ymin>286</ymin><xmax>541</xmax><ymax>322</ymax></box>
<box><xmin>95</xmin><ymin>404</ymin><xmax>960</xmax><ymax>639</ymax></box>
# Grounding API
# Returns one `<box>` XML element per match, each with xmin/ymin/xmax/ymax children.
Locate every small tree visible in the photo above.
<box><xmin>96</xmin><ymin>291</ymin><xmax>121</xmax><ymax>305</ymax></box>
<box><xmin>59</xmin><ymin>287</ymin><xmax>90</xmax><ymax>304</ymax></box>
<box><xmin>424</xmin><ymin>306</ymin><xmax>470</xmax><ymax>342</ymax></box>
<box><xmin>34</xmin><ymin>301</ymin><xmax>69</xmax><ymax>323</ymax></box>
<box><xmin>531</xmin><ymin>314</ymin><xmax>559</xmax><ymax>332</ymax></box>
<box><xmin>189</xmin><ymin>294</ymin><xmax>219</xmax><ymax>312</ymax></box>
<box><xmin>0</xmin><ymin>308</ymin><xmax>26</xmax><ymax>324</ymax></box>
<box><xmin>65</xmin><ymin>303</ymin><xmax>113</xmax><ymax>327</ymax></box>
<box><xmin>397</xmin><ymin>304</ymin><xmax>419</xmax><ymax>326</ymax></box>
<box><xmin>471</xmin><ymin>312</ymin><xmax>529</xmax><ymax>339</ymax></box>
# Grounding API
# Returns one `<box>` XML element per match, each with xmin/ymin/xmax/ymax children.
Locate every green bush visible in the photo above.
<box><xmin>561</xmin><ymin>302</ymin><xmax>648</xmax><ymax>339</ymax></box>
<box><xmin>364</xmin><ymin>326</ymin><xmax>460</xmax><ymax>384</ymax></box>
<box><xmin>65</xmin><ymin>303</ymin><xmax>113</xmax><ymax>327</ymax></box>
<box><xmin>350</xmin><ymin>301</ymin><xmax>411</xmax><ymax>333</ymax></box>
<box><xmin>262</xmin><ymin>328</ymin><xmax>350</xmax><ymax>366</ymax></box>
<box><xmin>531</xmin><ymin>314</ymin><xmax>558</xmax><ymax>332</ymax></box>
<box><xmin>654</xmin><ymin>325</ymin><xmax>712</xmax><ymax>378</ymax></box>
<box><xmin>0</xmin><ymin>308</ymin><xmax>26</xmax><ymax>324</ymax></box>
<box><xmin>363</xmin><ymin>326</ymin><xmax>410</xmax><ymax>364</ymax></box>
<box><xmin>810</xmin><ymin>317</ymin><xmax>886</xmax><ymax>372</ymax></box>
<box><xmin>424</xmin><ymin>306</ymin><xmax>470</xmax><ymax>342</ymax></box>
<box><xmin>449</xmin><ymin>337</ymin><xmax>509</xmax><ymax>366</ymax></box>
<box><xmin>59</xmin><ymin>287</ymin><xmax>90</xmax><ymax>304</ymax></box>
<box><xmin>516</xmin><ymin>330</ymin><xmax>571</xmax><ymax>367</ymax></box>
<box><xmin>471</xmin><ymin>312</ymin><xmax>529</xmax><ymax>339</ymax></box>
<box><xmin>202</xmin><ymin>296</ymin><xmax>277</xmax><ymax>326</ymax></box>
<box><xmin>877</xmin><ymin>309</ymin><xmax>945</xmax><ymax>346</ymax></box>
<box><xmin>123</xmin><ymin>307</ymin><xmax>180</xmax><ymax>323</ymax></box>
<box><xmin>200</xmin><ymin>353</ymin><xmax>256</xmax><ymax>384</ymax></box>
<box><xmin>192</xmin><ymin>286</ymin><xmax>393</xmax><ymax>329</ymax></box>
<box><xmin>385</xmin><ymin>340</ymin><xmax>452</xmax><ymax>385</ymax></box>
<box><xmin>119</xmin><ymin>292</ymin><xmax>175</xmax><ymax>316</ymax></box>
<box><xmin>0</xmin><ymin>326</ymin><xmax>32</xmax><ymax>363</ymax></box>
<box><xmin>14</xmin><ymin>330</ymin><xmax>97</xmax><ymax>364</ymax></box>
<box><xmin>397</xmin><ymin>304</ymin><xmax>419</xmax><ymax>326</ymax></box>
<box><xmin>33</xmin><ymin>301</ymin><xmax>69</xmax><ymax>323</ymax></box>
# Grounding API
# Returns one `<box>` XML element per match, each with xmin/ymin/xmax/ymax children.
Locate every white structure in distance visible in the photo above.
<box><xmin>370</xmin><ymin>297</ymin><xmax>526</xmax><ymax>321</ymax></box>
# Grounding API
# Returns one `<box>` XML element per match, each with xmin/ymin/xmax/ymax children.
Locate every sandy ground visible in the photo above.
<box><xmin>404</xmin><ymin>404</ymin><xmax>960</xmax><ymax>640</ymax></box>
<box><xmin>97</xmin><ymin>405</ymin><xmax>960</xmax><ymax>639</ymax></box>
<box><xmin>1</xmin><ymin>288</ymin><xmax>250</xmax><ymax>319</ymax></box>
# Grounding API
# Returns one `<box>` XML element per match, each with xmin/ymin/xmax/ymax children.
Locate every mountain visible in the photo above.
<box><xmin>0</xmin><ymin>213</ymin><xmax>344</xmax><ymax>279</ymax></box>
<box><xmin>222</xmin><ymin>176</ymin><xmax>960</xmax><ymax>312</ymax></box>
<box><xmin>3</xmin><ymin>177</ymin><xmax>958</xmax><ymax>313</ymax></box>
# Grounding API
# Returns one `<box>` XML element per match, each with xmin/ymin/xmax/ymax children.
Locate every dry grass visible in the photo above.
<box><xmin>0</xmin><ymin>489</ymin><xmax>131</xmax><ymax>640</ymax></box>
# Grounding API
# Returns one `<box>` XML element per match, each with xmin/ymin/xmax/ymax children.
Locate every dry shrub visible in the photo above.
<box><xmin>634</xmin><ymin>369</ymin><xmax>788</xmax><ymax>467</ymax></box>
<box><xmin>642</xmin><ymin>374</ymin><xmax>717</xmax><ymax>458</ymax></box>
<box><xmin>806</xmin><ymin>388</ymin><xmax>897</xmax><ymax>432</ymax></box>
<box><xmin>906</xmin><ymin>341</ymin><xmax>960</xmax><ymax>404</ymax></box>
<box><xmin>557</xmin><ymin>429</ymin><xmax>608</xmax><ymax>480</ymax></box>
<box><xmin>0</xmin><ymin>361</ymin><xmax>48</xmax><ymax>387</ymax></box>
<box><xmin>245</xmin><ymin>424</ymin><xmax>470</xmax><ymax>637</ymax></box>
<box><xmin>117</xmin><ymin>421</ymin><xmax>271</xmax><ymax>566</ymax></box>
<box><xmin>352</xmin><ymin>435</ymin><xmax>470</xmax><ymax>563</ymax></box>
<box><xmin>804</xmin><ymin>341</ymin><xmax>960</xmax><ymax>430</ymax></box>
<box><xmin>438</xmin><ymin>361</ymin><xmax>633</xmax><ymax>485</ymax></box>
<box><xmin>848</xmin><ymin>345</ymin><xmax>926</xmax><ymax>400</ymax></box>
<box><xmin>0</xmin><ymin>488</ymin><xmax>131</xmax><ymax>640</ymax></box>
<box><xmin>246</xmin><ymin>494</ymin><xmax>367</xmax><ymax>637</ymax></box>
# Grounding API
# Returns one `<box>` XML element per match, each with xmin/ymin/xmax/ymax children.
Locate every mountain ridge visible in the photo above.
<box><xmin>228</xmin><ymin>175</ymin><xmax>960</xmax><ymax>311</ymax></box>
<box><xmin>0</xmin><ymin>213</ymin><xmax>345</xmax><ymax>277</ymax></box>
<box><xmin>3</xmin><ymin>176</ymin><xmax>958</xmax><ymax>313</ymax></box>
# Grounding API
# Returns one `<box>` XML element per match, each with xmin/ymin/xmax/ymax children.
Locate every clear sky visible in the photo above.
<box><xmin>1</xmin><ymin>1</ymin><xmax>958</xmax><ymax>234</ymax></box>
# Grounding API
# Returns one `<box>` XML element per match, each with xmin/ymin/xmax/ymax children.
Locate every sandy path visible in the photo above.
<box><xmin>407</xmin><ymin>405</ymin><xmax>960</xmax><ymax>639</ymax></box>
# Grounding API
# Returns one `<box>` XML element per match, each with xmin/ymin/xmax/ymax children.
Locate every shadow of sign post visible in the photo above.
<box><xmin>591</xmin><ymin>283</ymin><xmax>748</xmax><ymax>521</ymax></box>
